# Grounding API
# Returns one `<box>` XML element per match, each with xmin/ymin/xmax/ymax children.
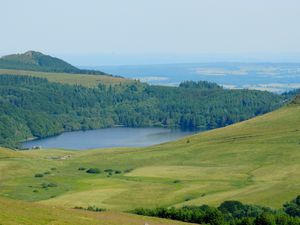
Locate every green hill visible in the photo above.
<box><xmin>0</xmin><ymin>51</ymin><xmax>107</xmax><ymax>75</ymax></box>
<box><xmin>0</xmin><ymin>98</ymin><xmax>299</xmax><ymax>212</ymax></box>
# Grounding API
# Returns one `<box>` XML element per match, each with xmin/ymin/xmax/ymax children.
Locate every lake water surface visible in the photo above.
<box><xmin>22</xmin><ymin>128</ymin><xmax>195</xmax><ymax>150</ymax></box>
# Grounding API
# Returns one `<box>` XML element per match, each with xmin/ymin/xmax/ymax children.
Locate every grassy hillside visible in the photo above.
<box><xmin>0</xmin><ymin>51</ymin><xmax>108</xmax><ymax>75</ymax></box>
<box><xmin>0</xmin><ymin>101</ymin><xmax>299</xmax><ymax>212</ymax></box>
<box><xmin>0</xmin><ymin>198</ymin><xmax>192</xmax><ymax>225</ymax></box>
<box><xmin>0</xmin><ymin>69</ymin><xmax>129</xmax><ymax>87</ymax></box>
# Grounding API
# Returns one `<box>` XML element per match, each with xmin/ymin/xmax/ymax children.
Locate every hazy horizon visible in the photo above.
<box><xmin>1</xmin><ymin>0</ymin><xmax>300</xmax><ymax>65</ymax></box>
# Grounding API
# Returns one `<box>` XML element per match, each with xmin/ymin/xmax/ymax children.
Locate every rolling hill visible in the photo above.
<box><xmin>0</xmin><ymin>51</ymin><xmax>107</xmax><ymax>75</ymax></box>
<box><xmin>0</xmin><ymin>97</ymin><xmax>299</xmax><ymax>214</ymax></box>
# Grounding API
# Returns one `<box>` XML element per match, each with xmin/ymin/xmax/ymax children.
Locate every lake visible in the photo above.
<box><xmin>22</xmin><ymin>128</ymin><xmax>195</xmax><ymax>150</ymax></box>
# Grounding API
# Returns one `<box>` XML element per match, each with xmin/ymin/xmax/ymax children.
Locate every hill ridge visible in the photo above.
<box><xmin>0</xmin><ymin>51</ymin><xmax>108</xmax><ymax>75</ymax></box>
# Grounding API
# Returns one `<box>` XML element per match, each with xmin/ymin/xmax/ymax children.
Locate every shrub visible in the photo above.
<box><xmin>41</xmin><ymin>183</ymin><xmax>48</xmax><ymax>188</ymax></box>
<box><xmin>86</xmin><ymin>168</ymin><xmax>101</xmax><ymax>174</ymax></box>
<box><xmin>50</xmin><ymin>167</ymin><xmax>56</xmax><ymax>171</ymax></box>
<box><xmin>284</xmin><ymin>195</ymin><xmax>300</xmax><ymax>217</ymax></box>
<box><xmin>184</xmin><ymin>196</ymin><xmax>193</xmax><ymax>201</ymax></box>
<box><xmin>104</xmin><ymin>169</ymin><xmax>113</xmax><ymax>173</ymax></box>
<box><xmin>87</xmin><ymin>206</ymin><xmax>106</xmax><ymax>212</ymax></box>
<box><xmin>44</xmin><ymin>171</ymin><xmax>51</xmax><ymax>175</ymax></box>
<box><xmin>47</xmin><ymin>183</ymin><xmax>57</xmax><ymax>187</ymax></box>
<box><xmin>74</xmin><ymin>206</ymin><xmax>106</xmax><ymax>212</ymax></box>
<box><xmin>114</xmin><ymin>170</ymin><xmax>122</xmax><ymax>174</ymax></box>
<box><xmin>124</xmin><ymin>168</ymin><xmax>134</xmax><ymax>173</ymax></box>
<box><xmin>254</xmin><ymin>213</ymin><xmax>276</xmax><ymax>225</ymax></box>
<box><xmin>34</xmin><ymin>173</ymin><xmax>44</xmax><ymax>178</ymax></box>
<box><xmin>202</xmin><ymin>207</ymin><xmax>225</xmax><ymax>225</ymax></box>
<box><xmin>41</xmin><ymin>182</ymin><xmax>57</xmax><ymax>188</ymax></box>
<box><xmin>78</xmin><ymin>167</ymin><xmax>86</xmax><ymax>171</ymax></box>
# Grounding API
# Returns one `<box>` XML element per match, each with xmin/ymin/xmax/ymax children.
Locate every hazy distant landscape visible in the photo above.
<box><xmin>90</xmin><ymin>63</ymin><xmax>300</xmax><ymax>93</ymax></box>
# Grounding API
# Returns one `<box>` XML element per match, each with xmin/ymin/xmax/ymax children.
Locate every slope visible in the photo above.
<box><xmin>0</xmin><ymin>69</ymin><xmax>130</xmax><ymax>87</ymax></box>
<box><xmin>0</xmin><ymin>197</ymin><xmax>192</xmax><ymax>225</ymax></box>
<box><xmin>0</xmin><ymin>100</ymin><xmax>299</xmax><ymax>211</ymax></box>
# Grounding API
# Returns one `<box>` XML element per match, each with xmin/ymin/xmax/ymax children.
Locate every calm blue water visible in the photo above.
<box><xmin>23</xmin><ymin>128</ymin><xmax>195</xmax><ymax>150</ymax></box>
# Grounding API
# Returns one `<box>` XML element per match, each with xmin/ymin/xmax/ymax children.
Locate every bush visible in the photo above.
<box><xmin>41</xmin><ymin>183</ymin><xmax>48</xmax><ymax>188</ymax></box>
<box><xmin>254</xmin><ymin>213</ymin><xmax>276</xmax><ymax>225</ymax></box>
<box><xmin>284</xmin><ymin>195</ymin><xmax>300</xmax><ymax>217</ymax></box>
<box><xmin>202</xmin><ymin>207</ymin><xmax>225</xmax><ymax>225</ymax></box>
<box><xmin>47</xmin><ymin>182</ymin><xmax>57</xmax><ymax>187</ymax></box>
<box><xmin>87</xmin><ymin>206</ymin><xmax>106</xmax><ymax>212</ymax></box>
<box><xmin>124</xmin><ymin>168</ymin><xmax>134</xmax><ymax>173</ymax></box>
<box><xmin>74</xmin><ymin>206</ymin><xmax>106</xmax><ymax>212</ymax></box>
<box><xmin>86</xmin><ymin>168</ymin><xmax>101</xmax><ymax>174</ymax></box>
<box><xmin>44</xmin><ymin>171</ymin><xmax>51</xmax><ymax>175</ymax></box>
<box><xmin>114</xmin><ymin>170</ymin><xmax>122</xmax><ymax>174</ymax></box>
<box><xmin>104</xmin><ymin>169</ymin><xmax>113</xmax><ymax>173</ymax></box>
<box><xmin>78</xmin><ymin>167</ymin><xmax>86</xmax><ymax>171</ymax></box>
<box><xmin>184</xmin><ymin>196</ymin><xmax>193</xmax><ymax>201</ymax></box>
<box><xmin>34</xmin><ymin>173</ymin><xmax>44</xmax><ymax>178</ymax></box>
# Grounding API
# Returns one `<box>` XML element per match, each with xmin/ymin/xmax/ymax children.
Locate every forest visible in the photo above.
<box><xmin>0</xmin><ymin>75</ymin><xmax>286</xmax><ymax>148</ymax></box>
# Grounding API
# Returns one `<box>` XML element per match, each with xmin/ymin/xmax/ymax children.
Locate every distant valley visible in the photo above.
<box><xmin>92</xmin><ymin>63</ymin><xmax>300</xmax><ymax>93</ymax></box>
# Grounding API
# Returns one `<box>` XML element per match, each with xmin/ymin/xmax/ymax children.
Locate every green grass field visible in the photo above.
<box><xmin>0</xmin><ymin>198</ymin><xmax>193</xmax><ymax>225</ymax></box>
<box><xmin>0</xmin><ymin>69</ymin><xmax>131</xmax><ymax>87</ymax></box>
<box><xmin>0</xmin><ymin>102</ymin><xmax>299</xmax><ymax>222</ymax></box>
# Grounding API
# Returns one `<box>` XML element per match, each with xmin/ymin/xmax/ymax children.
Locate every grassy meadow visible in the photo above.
<box><xmin>0</xmin><ymin>198</ymin><xmax>193</xmax><ymax>225</ymax></box>
<box><xmin>0</xmin><ymin>102</ymin><xmax>299</xmax><ymax>214</ymax></box>
<box><xmin>0</xmin><ymin>69</ymin><xmax>131</xmax><ymax>87</ymax></box>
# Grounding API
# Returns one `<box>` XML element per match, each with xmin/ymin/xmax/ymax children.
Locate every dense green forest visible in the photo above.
<box><xmin>0</xmin><ymin>51</ymin><xmax>108</xmax><ymax>75</ymax></box>
<box><xmin>0</xmin><ymin>75</ymin><xmax>286</xmax><ymax>148</ymax></box>
<box><xmin>133</xmin><ymin>196</ymin><xmax>300</xmax><ymax>225</ymax></box>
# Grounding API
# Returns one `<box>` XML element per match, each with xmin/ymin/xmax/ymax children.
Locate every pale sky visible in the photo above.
<box><xmin>1</xmin><ymin>0</ymin><xmax>300</xmax><ymax>65</ymax></box>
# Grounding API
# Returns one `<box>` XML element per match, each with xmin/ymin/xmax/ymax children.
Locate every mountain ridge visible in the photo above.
<box><xmin>0</xmin><ymin>51</ymin><xmax>109</xmax><ymax>75</ymax></box>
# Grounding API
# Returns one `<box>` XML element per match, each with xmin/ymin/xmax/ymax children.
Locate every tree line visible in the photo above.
<box><xmin>133</xmin><ymin>195</ymin><xmax>300</xmax><ymax>225</ymax></box>
<box><xmin>0</xmin><ymin>75</ymin><xmax>286</xmax><ymax>148</ymax></box>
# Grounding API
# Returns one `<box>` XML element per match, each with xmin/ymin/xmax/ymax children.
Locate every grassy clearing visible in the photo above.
<box><xmin>0</xmin><ymin>104</ymin><xmax>299</xmax><ymax>212</ymax></box>
<box><xmin>0</xmin><ymin>69</ymin><xmax>131</xmax><ymax>87</ymax></box>
<box><xmin>0</xmin><ymin>198</ymin><xmax>192</xmax><ymax>225</ymax></box>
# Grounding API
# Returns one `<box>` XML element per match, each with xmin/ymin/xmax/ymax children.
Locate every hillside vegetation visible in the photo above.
<box><xmin>0</xmin><ymin>51</ymin><xmax>108</xmax><ymax>75</ymax></box>
<box><xmin>0</xmin><ymin>75</ymin><xmax>284</xmax><ymax>147</ymax></box>
<box><xmin>0</xmin><ymin>69</ymin><xmax>130</xmax><ymax>87</ymax></box>
<box><xmin>0</xmin><ymin>100</ymin><xmax>299</xmax><ymax>212</ymax></box>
